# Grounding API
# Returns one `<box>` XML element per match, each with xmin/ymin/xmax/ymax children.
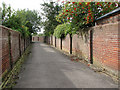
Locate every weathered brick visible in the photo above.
<box><xmin>0</xmin><ymin>25</ymin><xmax>30</xmax><ymax>75</ymax></box>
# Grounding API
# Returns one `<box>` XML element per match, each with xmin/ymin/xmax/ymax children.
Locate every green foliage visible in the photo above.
<box><xmin>54</xmin><ymin>23</ymin><xmax>71</xmax><ymax>38</ymax></box>
<box><xmin>56</xmin><ymin>2</ymin><xmax>119</xmax><ymax>36</ymax></box>
<box><xmin>1</xmin><ymin>3</ymin><xmax>9</xmax><ymax>19</ymax></box>
<box><xmin>1</xmin><ymin>3</ymin><xmax>41</xmax><ymax>38</ymax></box>
<box><xmin>38</xmin><ymin>34</ymin><xmax>44</xmax><ymax>36</ymax></box>
<box><xmin>41</xmin><ymin>2</ymin><xmax>61</xmax><ymax>36</ymax></box>
<box><xmin>0</xmin><ymin>7</ymin><xmax>2</xmax><ymax>25</ymax></box>
<box><xmin>32</xmin><ymin>33</ymin><xmax>44</xmax><ymax>36</ymax></box>
<box><xmin>54</xmin><ymin>24</ymin><xmax>65</xmax><ymax>38</ymax></box>
<box><xmin>1</xmin><ymin>2</ymin><xmax>12</xmax><ymax>24</ymax></box>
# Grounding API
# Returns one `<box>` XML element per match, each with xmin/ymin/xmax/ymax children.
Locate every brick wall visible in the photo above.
<box><xmin>1</xmin><ymin>27</ymin><xmax>10</xmax><ymax>74</ymax></box>
<box><xmin>46</xmin><ymin>10</ymin><xmax>119</xmax><ymax>76</ymax></box>
<box><xmin>93</xmin><ymin>20</ymin><xmax>119</xmax><ymax>74</ymax></box>
<box><xmin>20</xmin><ymin>37</ymin><xmax>25</xmax><ymax>54</ymax></box>
<box><xmin>62</xmin><ymin>34</ymin><xmax>70</xmax><ymax>53</ymax></box>
<box><xmin>93</xmin><ymin>10</ymin><xmax>119</xmax><ymax>74</ymax></box>
<box><xmin>10</xmin><ymin>30</ymin><xmax>20</xmax><ymax>63</ymax></box>
<box><xmin>0</xmin><ymin>27</ymin><xmax>2</xmax><ymax>76</ymax></box>
<box><xmin>72</xmin><ymin>34</ymin><xmax>90</xmax><ymax>61</ymax></box>
<box><xmin>56</xmin><ymin>38</ymin><xmax>60</xmax><ymax>49</ymax></box>
<box><xmin>52</xmin><ymin>36</ymin><xmax>55</xmax><ymax>46</ymax></box>
<box><xmin>0</xmin><ymin>25</ymin><xmax>30</xmax><ymax>75</ymax></box>
<box><xmin>50</xmin><ymin>36</ymin><xmax>53</xmax><ymax>45</ymax></box>
<box><xmin>51</xmin><ymin>35</ymin><xmax>70</xmax><ymax>53</ymax></box>
<box><xmin>32</xmin><ymin>36</ymin><xmax>44</xmax><ymax>43</ymax></box>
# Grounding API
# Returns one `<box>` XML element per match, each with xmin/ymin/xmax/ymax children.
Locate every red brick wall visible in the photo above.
<box><xmin>0</xmin><ymin>27</ymin><xmax>2</xmax><ymax>75</ymax></box>
<box><xmin>93</xmin><ymin>12</ymin><xmax>119</xmax><ymax>74</ymax></box>
<box><xmin>47</xmin><ymin>12</ymin><xmax>119</xmax><ymax>76</ymax></box>
<box><xmin>62</xmin><ymin>34</ymin><xmax>70</xmax><ymax>53</ymax></box>
<box><xmin>72</xmin><ymin>34</ymin><xmax>90</xmax><ymax>61</ymax></box>
<box><xmin>50</xmin><ymin>36</ymin><xmax>53</xmax><ymax>45</ymax></box>
<box><xmin>0</xmin><ymin>25</ymin><xmax>30</xmax><ymax>75</ymax></box>
<box><xmin>52</xmin><ymin>36</ymin><xmax>55</xmax><ymax>47</ymax></box>
<box><xmin>56</xmin><ymin>38</ymin><xmax>60</xmax><ymax>49</ymax></box>
<box><xmin>119</xmin><ymin>21</ymin><xmax>120</xmax><ymax>72</ymax></box>
<box><xmin>10</xmin><ymin>30</ymin><xmax>20</xmax><ymax>63</ymax></box>
<box><xmin>93</xmin><ymin>22</ymin><xmax>119</xmax><ymax>73</ymax></box>
<box><xmin>1</xmin><ymin>27</ymin><xmax>10</xmax><ymax>74</ymax></box>
<box><xmin>32</xmin><ymin>36</ymin><xmax>44</xmax><ymax>43</ymax></box>
<box><xmin>20</xmin><ymin>37</ymin><xmax>25</xmax><ymax>54</ymax></box>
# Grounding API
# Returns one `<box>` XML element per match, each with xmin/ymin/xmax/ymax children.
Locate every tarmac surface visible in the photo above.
<box><xmin>14</xmin><ymin>42</ymin><xmax>118</xmax><ymax>88</ymax></box>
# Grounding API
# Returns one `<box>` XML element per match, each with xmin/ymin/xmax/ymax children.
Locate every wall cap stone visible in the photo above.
<box><xmin>0</xmin><ymin>25</ymin><xmax>20</xmax><ymax>34</ymax></box>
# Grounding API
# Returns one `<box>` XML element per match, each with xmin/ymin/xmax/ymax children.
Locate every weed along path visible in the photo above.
<box><xmin>14</xmin><ymin>42</ymin><xmax>118</xmax><ymax>88</ymax></box>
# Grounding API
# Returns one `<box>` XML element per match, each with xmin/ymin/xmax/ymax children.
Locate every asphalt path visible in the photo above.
<box><xmin>14</xmin><ymin>42</ymin><xmax>118</xmax><ymax>88</ymax></box>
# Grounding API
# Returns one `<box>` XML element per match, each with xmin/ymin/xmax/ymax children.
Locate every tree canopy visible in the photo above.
<box><xmin>54</xmin><ymin>2</ymin><xmax>119</xmax><ymax>38</ymax></box>
<box><xmin>40</xmin><ymin>2</ymin><xmax>62</xmax><ymax>36</ymax></box>
<box><xmin>1</xmin><ymin>3</ymin><xmax>41</xmax><ymax>37</ymax></box>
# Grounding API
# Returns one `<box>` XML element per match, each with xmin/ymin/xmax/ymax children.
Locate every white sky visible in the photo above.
<box><xmin>1</xmin><ymin>0</ymin><xmax>58</xmax><ymax>10</ymax></box>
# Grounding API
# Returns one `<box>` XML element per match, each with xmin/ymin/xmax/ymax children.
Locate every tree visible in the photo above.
<box><xmin>56</xmin><ymin>2</ymin><xmax>119</xmax><ymax>35</ymax></box>
<box><xmin>55</xmin><ymin>2</ymin><xmax>119</xmax><ymax>54</ymax></box>
<box><xmin>1</xmin><ymin>3</ymin><xmax>41</xmax><ymax>38</ymax></box>
<box><xmin>41</xmin><ymin>2</ymin><xmax>61</xmax><ymax>36</ymax></box>
<box><xmin>15</xmin><ymin>9</ymin><xmax>41</xmax><ymax>34</ymax></box>
<box><xmin>1</xmin><ymin>2</ymin><xmax>12</xmax><ymax>25</ymax></box>
<box><xmin>0</xmin><ymin>6</ymin><xmax>2</xmax><ymax>25</ymax></box>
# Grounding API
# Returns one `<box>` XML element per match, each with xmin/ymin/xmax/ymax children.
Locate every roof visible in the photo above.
<box><xmin>96</xmin><ymin>7</ymin><xmax>120</xmax><ymax>21</ymax></box>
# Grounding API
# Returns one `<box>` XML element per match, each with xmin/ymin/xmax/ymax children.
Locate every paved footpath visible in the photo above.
<box><xmin>14</xmin><ymin>42</ymin><xmax>118</xmax><ymax>88</ymax></box>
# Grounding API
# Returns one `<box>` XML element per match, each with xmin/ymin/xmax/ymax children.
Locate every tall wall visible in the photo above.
<box><xmin>0</xmin><ymin>25</ymin><xmax>30</xmax><ymax>75</ymax></box>
<box><xmin>92</xmin><ymin>13</ymin><xmax>120</xmax><ymax>74</ymax></box>
<box><xmin>62</xmin><ymin>34</ymin><xmax>70</xmax><ymax>53</ymax></box>
<box><xmin>72</xmin><ymin>34</ymin><xmax>90</xmax><ymax>61</ymax></box>
<box><xmin>1</xmin><ymin>27</ymin><xmax>10</xmax><ymax>75</ymax></box>
<box><xmin>10</xmin><ymin>30</ymin><xmax>20</xmax><ymax>63</ymax></box>
<box><xmin>32</xmin><ymin>36</ymin><xmax>44</xmax><ymax>43</ymax></box>
<box><xmin>52</xmin><ymin>36</ymin><xmax>55</xmax><ymax>46</ymax></box>
<box><xmin>56</xmin><ymin>38</ymin><xmax>60</xmax><ymax>49</ymax></box>
<box><xmin>46</xmin><ymin>12</ymin><xmax>119</xmax><ymax>76</ymax></box>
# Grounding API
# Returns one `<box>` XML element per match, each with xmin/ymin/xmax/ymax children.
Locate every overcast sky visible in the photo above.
<box><xmin>1</xmin><ymin>0</ymin><xmax>59</xmax><ymax>10</ymax></box>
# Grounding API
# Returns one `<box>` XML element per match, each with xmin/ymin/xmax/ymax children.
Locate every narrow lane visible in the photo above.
<box><xmin>14</xmin><ymin>42</ymin><xmax>118</xmax><ymax>88</ymax></box>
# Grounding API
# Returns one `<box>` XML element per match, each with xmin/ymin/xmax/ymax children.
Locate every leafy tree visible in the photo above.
<box><xmin>1</xmin><ymin>3</ymin><xmax>41</xmax><ymax>38</ymax></box>
<box><xmin>0</xmin><ymin>7</ymin><xmax>2</xmax><ymax>25</ymax></box>
<box><xmin>56</xmin><ymin>2</ymin><xmax>119</xmax><ymax>36</ymax></box>
<box><xmin>54</xmin><ymin>23</ymin><xmax>71</xmax><ymax>38</ymax></box>
<box><xmin>41</xmin><ymin>2</ymin><xmax>61</xmax><ymax>36</ymax></box>
<box><xmin>1</xmin><ymin>2</ymin><xmax>12</xmax><ymax>24</ymax></box>
<box><xmin>15</xmin><ymin>9</ymin><xmax>41</xmax><ymax>34</ymax></box>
